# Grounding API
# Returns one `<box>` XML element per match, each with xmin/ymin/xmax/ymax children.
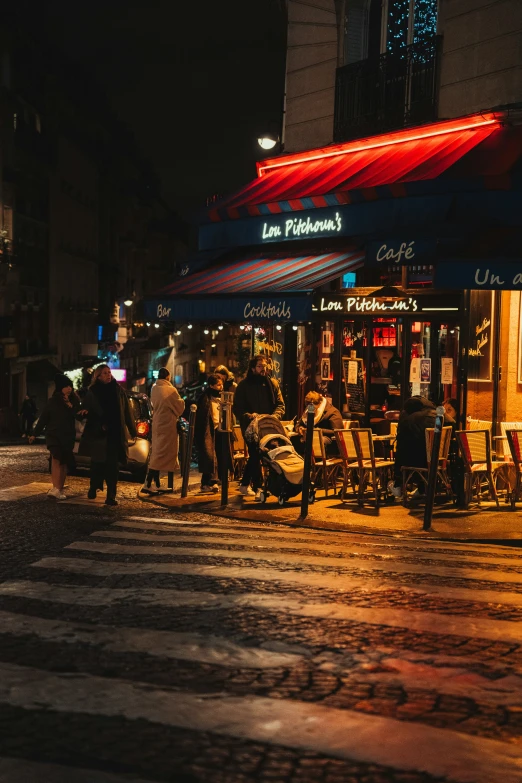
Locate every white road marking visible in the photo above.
<box><xmin>1</xmin><ymin>662</ymin><xmax>522</xmax><ymax>783</ymax></box>
<box><xmin>94</xmin><ymin>528</ymin><xmax>522</xmax><ymax>569</ymax></box>
<box><xmin>64</xmin><ymin>540</ymin><xmax>522</xmax><ymax>587</ymax></box>
<box><xmin>32</xmin><ymin>556</ymin><xmax>522</xmax><ymax>608</ymax></box>
<box><xmin>18</xmin><ymin>569</ymin><xmax>522</xmax><ymax>643</ymax></box>
<box><xmin>0</xmin><ymin>756</ymin><xmax>155</xmax><ymax>783</ymax></box>
<box><xmin>0</xmin><ymin>610</ymin><xmax>302</xmax><ymax>669</ymax></box>
<box><xmin>0</xmin><ymin>482</ymin><xmax>51</xmax><ymax>501</ymax></box>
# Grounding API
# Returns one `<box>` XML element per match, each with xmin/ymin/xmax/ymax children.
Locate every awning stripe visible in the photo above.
<box><xmin>161</xmin><ymin>251</ymin><xmax>365</xmax><ymax>295</ymax></box>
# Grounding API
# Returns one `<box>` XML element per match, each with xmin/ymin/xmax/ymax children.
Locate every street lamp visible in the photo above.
<box><xmin>123</xmin><ymin>299</ymin><xmax>133</xmax><ymax>307</ymax></box>
<box><xmin>257</xmin><ymin>134</ymin><xmax>279</xmax><ymax>151</ymax></box>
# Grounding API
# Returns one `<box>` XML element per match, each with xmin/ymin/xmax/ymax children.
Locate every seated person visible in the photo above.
<box><xmin>292</xmin><ymin>391</ymin><xmax>344</xmax><ymax>457</ymax></box>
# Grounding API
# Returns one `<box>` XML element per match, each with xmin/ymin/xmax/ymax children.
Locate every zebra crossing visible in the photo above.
<box><xmin>1</xmin><ymin>513</ymin><xmax>522</xmax><ymax>782</ymax></box>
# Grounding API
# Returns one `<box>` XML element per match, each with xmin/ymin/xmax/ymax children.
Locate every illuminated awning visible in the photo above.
<box><xmin>160</xmin><ymin>250</ymin><xmax>364</xmax><ymax>295</ymax></box>
<box><xmin>207</xmin><ymin>114</ymin><xmax>522</xmax><ymax>222</ymax></box>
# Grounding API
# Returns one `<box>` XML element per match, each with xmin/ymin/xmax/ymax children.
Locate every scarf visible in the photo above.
<box><xmin>302</xmin><ymin>397</ymin><xmax>327</xmax><ymax>426</ymax></box>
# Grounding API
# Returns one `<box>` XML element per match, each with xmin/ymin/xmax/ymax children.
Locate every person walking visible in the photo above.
<box><xmin>195</xmin><ymin>373</ymin><xmax>233</xmax><ymax>492</ymax></box>
<box><xmin>214</xmin><ymin>365</ymin><xmax>237</xmax><ymax>393</ymax></box>
<box><xmin>20</xmin><ymin>394</ymin><xmax>37</xmax><ymax>438</ymax></box>
<box><xmin>232</xmin><ymin>354</ymin><xmax>285</xmax><ymax>500</ymax></box>
<box><xmin>79</xmin><ymin>364</ymin><xmax>136</xmax><ymax>506</ymax></box>
<box><xmin>28</xmin><ymin>374</ymin><xmax>81</xmax><ymax>499</ymax></box>
<box><xmin>141</xmin><ymin>367</ymin><xmax>185</xmax><ymax>493</ymax></box>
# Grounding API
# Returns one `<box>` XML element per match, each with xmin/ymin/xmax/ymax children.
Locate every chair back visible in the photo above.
<box><xmin>335</xmin><ymin>428</ymin><xmax>358</xmax><ymax>462</ymax></box>
<box><xmin>500</xmin><ymin>421</ymin><xmax>522</xmax><ymax>458</ymax></box>
<box><xmin>352</xmin><ymin>428</ymin><xmax>376</xmax><ymax>467</ymax></box>
<box><xmin>389</xmin><ymin>421</ymin><xmax>398</xmax><ymax>440</ymax></box>
<box><xmin>233</xmin><ymin>425</ymin><xmax>245</xmax><ymax>452</ymax></box>
<box><xmin>311</xmin><ymin>429</ymin><xmax>327</xmax><ymax>462</ymax></box>
<box><xmin>467</xmin><ymin>417</ymin><xmax>492</xmax><ymax>432</ymax></box>
<box><xmin>425</xmin><ymin>426</ymin><xmax>453</xmax><ymax>468</ymax></box>
<box><xmin>343</xmin><ymin>420</ymin><xmax>360</xmax><ymax>429</ymax></box>
<box><xmin>456</xmin><ymin>429</ymin><xmax>491</xmax><ymax>471</ymax></box>
<box><xmin>506</xmin><ymin>430</ymin><xmax>522</xmax><ymax>468</ymax></box>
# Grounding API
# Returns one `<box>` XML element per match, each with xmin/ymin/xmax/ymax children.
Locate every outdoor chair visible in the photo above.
<box><xmin>335</xmin><ymin>428</ymin><xmax>360</xmax><ymax>500</ymax></box>
<box><xmin>343</xmin><ymin>420</ymin><xmax>360</xmax><ymax>429</ymax></box>
<box><xmin>456</xmin><ymin>429</ymin><xmax>505</xmax><ymax>508</ymax></box>
<box><xmin>351</xmin><ymin>428</ymin><xmax>395</xmax><ymax>509</ymax></box>
<box><xmin>401</xmin><ymin>426</ymin><xmax>454</xmax><ymax>507</ymax></box>
<box><xmin>311</xmin><ymin>429</ymin><xmax>343</xmax><ymax>497</ymax></box>
<box><xmin>499</xmin><ymin>421</ymin><xmax>522</xmax><ymax>460</ymax></box>
<box><xmin>505</xmin><ymin>430</ymin><xmax>522</xmax><ymax>510</ymax></box>
<box><xmin>232</xmin><ymin>425</ymin><xmax>246</xmax><ymax>480</ymax></box>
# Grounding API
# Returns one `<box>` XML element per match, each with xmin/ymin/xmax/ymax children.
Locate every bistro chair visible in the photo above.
<box><xmin>351</xmin><ymin>428</ymin><xmax>395</xmax><ymax>509</ymax></box>
<box><xmin>232</xmin><ymin>425</ymin><xmax>246</xmax><ymax>480</ymax></box>
<box><xmin>505</xmin><ymin>430</ymin><xmax>522</xmax><ymax>510</ymax></box>
<box><xmin>499</xmin><ymin>421</ymin><xmax>522</xmax><ymax>460</ymax></box>
<box><xmin>311</xmin><ymin>429</ymin><xmax>343</xmax><ymax>497</ymax></box>
<box><xmin>401</xmin><ymin>426</ymin><xmax>454</xmax><ymax>507</ymax></box>
<box><xmin>343</xmin><ymin>420</ymin><xmax>360</xmax><ymax>429</ymax></box>
<box><xmin>335</xmin><ymin>428</ymin><xmax>360</xmax><ymax>500</ymax></box>
<box><xmin>456</xmin><ymin>429</ymin><xmax>505</xmax><ymax>508</ymax></box>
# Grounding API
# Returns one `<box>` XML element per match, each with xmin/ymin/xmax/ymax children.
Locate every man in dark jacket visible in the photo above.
<box><xmin>233</xmin><ymin>354</ymin><xmax>285</xmax><ymax>500</ymax></box>
<box><xmin>391</xmin><ymin>396</ymin><xmax>452</xmax><ymax>500</ymax></box>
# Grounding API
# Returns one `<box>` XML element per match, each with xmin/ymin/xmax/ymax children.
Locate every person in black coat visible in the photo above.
<box><xmin>232</xmin><ymin>354</ymin><xmax>285</xmax><ymax>499</ymax></box>
<box><xmin>293</xmin><ymin>391</ymin><xmax>344</xmax><ymax>456</ymax></box>
<box><xmin>20</xmin><ymin>394</ymin><xmax>37</xmax><ymax>437</ymax></box>
<box><xmin>79</xmin><ymin>364</ymin><xmax>136</xmax><ymax>506</ymax></box>
<box><xmin>195</xmin><ymin>373</ymin><xmax>232</xmax><ymax>492</ymax></box>
<box><xmin>29</xmin><ymin>374</ymin><xmax>81</xmax><ymax>499</ymax></box>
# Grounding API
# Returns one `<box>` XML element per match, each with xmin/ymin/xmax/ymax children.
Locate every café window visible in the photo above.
<box><xmin>407</xmin><ymin>265</ymin><xmax>434</xmax><ymax>288</ymax></box>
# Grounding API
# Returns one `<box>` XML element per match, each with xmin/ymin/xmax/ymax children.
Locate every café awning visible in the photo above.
<box><xmin>160</xmin><ymin>249</ymin><xmax>364</xmax><ymax>295</ymax></box>
<box><xmin>207</xmin><ymin>113</ymin><xmax>522</xmax><ymax>222</ymax></box>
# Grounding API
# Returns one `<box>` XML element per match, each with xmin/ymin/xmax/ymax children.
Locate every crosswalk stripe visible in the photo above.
<box><xmin>0</xmin><ymin>756</ymin><xmax>155</xmax><ymax>783</ymax></box>
<box><xmin>64</xmin><ymin>540</ymin><xmax>522</xmax><ymax>586</ymax></box>
<box><xmin>94</xmin><ymin>528</ymin><xmax>522</xmax><ymax>568</ymax></box>
<box><xmin>1</xmin><ymin>661</ymin><xmax>521</xmax><ymax>783</ymax></box>
<box><xmin>0</xmin><ymin>482</ymin><xmax>51</xmax><ymax>501</ymax></box>
<box><xmin>0</xmin><ymin>610</ymin><xmax>302</xmax><ymax>669</ymax></box>
<box><xmin>32</xmin><ymin>556</ymin><xmax>522</xmax><ymax>607</ymax></box>
<box><xmin>125</xmin><ymin>517</ymin><xmax>518</xmax><ymax>555</ymax></box>
<box><xmin>4</xmin><ymin>585</ymin><xmax>522</xmax><ymax>644</ymax></box>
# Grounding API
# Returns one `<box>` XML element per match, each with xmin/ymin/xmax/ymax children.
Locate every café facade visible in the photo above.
<box><xmin>146</xmin><ymin>112</ymin><xmax>522</xmax><ymax>431</ymax></box>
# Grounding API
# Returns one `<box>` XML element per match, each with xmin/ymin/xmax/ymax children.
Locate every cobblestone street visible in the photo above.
<box><xmin>1</xmin><ymin>442</ymin><xmax>522</xmax><ymax>782</ymax></box>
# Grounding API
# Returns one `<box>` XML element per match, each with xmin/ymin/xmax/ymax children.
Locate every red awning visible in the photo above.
<box><xmin>160</xmin><ymin>250</ymin><xmax>364</xmax><ymax>295</ymax></box>
<box><xmin>209</xmin><ymin>114</ymin><xmax>510</xmax><ymax>221</ymax></box>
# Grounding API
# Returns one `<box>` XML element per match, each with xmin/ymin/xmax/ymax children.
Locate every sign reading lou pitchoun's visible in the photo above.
<box><xmin>313</xmin><ymin>294</ymin><xmax>419</xmax><ymax>314</ymax></box>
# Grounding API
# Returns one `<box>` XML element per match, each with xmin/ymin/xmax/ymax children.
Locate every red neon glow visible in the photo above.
<box><xmin>256</xmin><ymin>114</ymin><xmax>501</xmax><ymax>177</ymax></box>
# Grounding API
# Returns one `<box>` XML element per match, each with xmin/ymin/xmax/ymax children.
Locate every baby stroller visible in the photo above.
<box><xmin>245</xmin><ymin>414</ymin><xmax>315</xmax><ymax>506</ymax></box>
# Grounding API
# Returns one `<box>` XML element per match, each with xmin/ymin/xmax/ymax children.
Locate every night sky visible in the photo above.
<box><xmin>40</xmin><ymin>0</ymin><xmax>287</xmax><ymax>219</ymax></box>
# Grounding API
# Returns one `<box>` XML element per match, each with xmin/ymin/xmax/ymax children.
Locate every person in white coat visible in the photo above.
<box><xmin>141</xmin><ymin>367</ymin><xmax>185</xmax><ymax>493</ymax></box>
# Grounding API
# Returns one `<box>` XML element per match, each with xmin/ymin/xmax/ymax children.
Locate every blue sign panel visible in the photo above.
<box><xmin>435</xmin><ymin>260</ymin><xmax>522</xmax><ymax>290</ymax></box>
<box><xmin>145</xmin><ymin>294</ymin><xmax>313</xmax><ymax>323</ymax></box>
<box><xmin>366</xmin><ymin>239</ymin><xmax>437</xmax><ymax>267</ymax></box>
<box><xmin>199</xmin><ymin>196</ymin><xmax>453</xmax><ymax>251</ymax></box>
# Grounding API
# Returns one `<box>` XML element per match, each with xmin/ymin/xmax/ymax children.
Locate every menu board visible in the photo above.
<box><xmin>468</xmin><ymin>290</ymin><xmax>493</xmax><ymax>382</ymax></box>
<box><xmin>343</xmin><ymin>357</ymin><xmax>365</xmax><ymax>412</ymax></box>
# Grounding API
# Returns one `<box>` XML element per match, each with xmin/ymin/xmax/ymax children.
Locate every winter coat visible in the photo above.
<box><xmin>302</xmin><ymin>400</ymin><xmax>344</xmax><ymax>451</ymax></box>
<box><xmin>33</xmin><ymin>391</ymin><xmax>80</xmax><ymax>451</ymax></box>
<box><xmin>233</xmin><ymin>373</ymin><xmax>285</xmax><ymax>434</ymax></box>
<box><xmin>149</xmin><ymin>379</ymin><xmax>185</xmax><ymax>472</ymax></box>
<box><xmin>394</xmin><ymin>397</ymin><xmax>453</xmax><ymax>471</ymax></box>
<box><xmin>79</xmin><ymin>380</ymin><xmax>136</xmax><ymax>464</ymax></box>
<box><xmin>195</xmin><ymin>388</ymin><xmax>233</xmax><ymax>475</ymax></box>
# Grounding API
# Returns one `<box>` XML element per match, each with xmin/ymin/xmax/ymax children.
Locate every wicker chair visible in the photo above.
<box><xmin>311</xmin><ymin>429</ymin><xmax>343</xmax><ymax>497</ymax></box>
<box><xmin>335</xmin><ymin>428</ymin><xmax>359</xmax><ymax>500</ymax></box>
<box><xmin>351</xmin><ymin>428</ymin><xmax>394</xmax><ymax>509</ymax></box>
<box><xmin>456</xmin><ymin>429</ymin><xmax>505</xmax><ymax>508</ymax></box>
<box><xmin>505</xmin><ymin>430</ymin><xmax>522</xmax><ymax>510</ymax></box>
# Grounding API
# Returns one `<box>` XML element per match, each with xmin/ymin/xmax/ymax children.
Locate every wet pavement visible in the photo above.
<box><xmin>1</xmin><ymin>440</ymin><xmax>522</xmax><ymax>782</ymax></box>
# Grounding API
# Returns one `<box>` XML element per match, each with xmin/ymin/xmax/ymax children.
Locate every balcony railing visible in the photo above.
<box><xmin>334</xmin><ymin>35</ymin><xmax>442</xmax><ymax>143</ymax></box>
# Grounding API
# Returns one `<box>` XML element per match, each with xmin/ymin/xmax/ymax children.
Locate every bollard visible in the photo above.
<box><xmin>299</xmin><ymin>403</ymin><xmax>316</xmax><ymax>519</ymax></box>
<box><xmin>218</xmin><ymin>391</ymin><xmax>234</xmax><ymax>508</ymax></box>
<box><xmin>181</xmin><ymin>404</ymin><xmax>197</xmax><ymax>498</ymax></box>
<box><xmin>423</xmin><ymin>405</ymin><xmax>444</xmax><ymax>531</ymax></box>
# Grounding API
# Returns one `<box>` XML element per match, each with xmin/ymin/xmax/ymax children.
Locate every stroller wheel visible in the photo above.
<box><xmin>258</xmin><ymin>490</ymin><xmax>266</xmax><ymax>503</ymax></box>
<box><xmin>308</xmin><ymin>489</ymin><xmax>316</xmax><ymax>504</ymax></box>
<box><xmin>278</xmin><ymin>495</ymin><xmax>285</xmax><ymax>506</ymax></box>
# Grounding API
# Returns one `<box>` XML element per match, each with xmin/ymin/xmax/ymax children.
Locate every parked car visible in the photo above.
<box><xmin>72</xmin><ymin>390</ymin><xmax>153</xmax><ymax>483</ymax></box>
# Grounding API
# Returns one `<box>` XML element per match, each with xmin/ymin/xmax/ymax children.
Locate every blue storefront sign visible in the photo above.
<box><xmin>435</xmin><ymin>259</ymin><xmax>522</xmax><ymax>290</ymax></box>
<box><xmin>145</xmin><ymin>294</ymin><xmax>313</xmax><ymax>322</ymax></box>
<box><xmin>366</xmin><ymin>239</ymin><xmax>437</xmax><ymax>266</ymax></box>
<box><xmin>199</xmin><ymin>196</ymin><xmax>454</xmax><ymax>251</ymax></box>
